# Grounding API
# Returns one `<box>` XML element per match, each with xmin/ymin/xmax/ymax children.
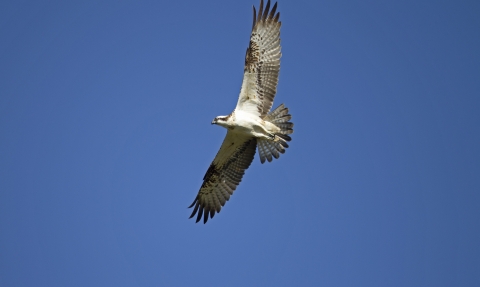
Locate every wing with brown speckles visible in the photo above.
<box><xmin>188</xmin><ymin>132</ymin><xmax>257</xmax><ymax>223</ymax></box>
<box><xmin>236</xmin><ymin>0</ymin><xmax>282</xmax><ymax>118</ymax></box>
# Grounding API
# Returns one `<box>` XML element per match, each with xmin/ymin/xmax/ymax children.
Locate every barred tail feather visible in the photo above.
<box><xmin>258</xmin><ymin>104</ymin><xmax>293</xmax><ymax>163</ymax></box>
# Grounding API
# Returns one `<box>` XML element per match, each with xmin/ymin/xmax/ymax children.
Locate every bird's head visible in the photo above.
<box><xmin>212</xmin><ymin>115</ymin><xmax>230</xmax><ymax>128</ymax></box>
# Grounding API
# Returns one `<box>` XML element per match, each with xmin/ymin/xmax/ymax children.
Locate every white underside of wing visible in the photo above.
<box><xmin>212</xmin><ymin>132</ymin><xmax>252</xmax><ymax>165</ymax></box>
<box><xmin>235</xmin><ymin>72</ymin><xmax>262</xmax><ymax>117</ymax></box>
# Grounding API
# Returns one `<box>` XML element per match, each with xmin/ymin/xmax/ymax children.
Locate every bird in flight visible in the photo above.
<box><xmin>189</xmin><ymin>0</ymin><xmax>293</xmax><ymax>223</ymax></box>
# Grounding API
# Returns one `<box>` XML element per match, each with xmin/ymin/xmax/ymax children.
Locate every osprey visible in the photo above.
<box><xmin>189</xmin><ymin>0</ymin><xmax>293</xmax><ymax>223</ymax></box>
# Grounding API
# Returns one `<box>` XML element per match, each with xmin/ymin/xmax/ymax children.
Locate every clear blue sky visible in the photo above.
<box><xmin>1</xmin><ymin>0</ymin><xmax>479</xmax><ymax>286</ymax></box>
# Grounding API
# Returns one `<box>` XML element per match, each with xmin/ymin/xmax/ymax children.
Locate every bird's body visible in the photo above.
<box><xmin>214</xmin><ymin>110</ymin><xmax>278</xmax><ymax>140</ymax></box>
<box><xmin>189</xmin><ymin>0</ymin><xmax>293</xmax><ymax>223</ymax></box>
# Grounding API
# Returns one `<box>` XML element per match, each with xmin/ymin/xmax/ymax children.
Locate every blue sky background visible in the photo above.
<box><xmin>1</xmin><ymin>0</ymin><xmax>479</xmax><ymax>286</ymax></box>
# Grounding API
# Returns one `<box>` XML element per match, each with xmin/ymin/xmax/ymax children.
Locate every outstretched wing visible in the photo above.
<box><xmin>188</xmin><ymin>132</ymin><xmax>257</xmax><ymax>224</ymax></box>
<box><xmin>236</xmin><ymin>0</ymin><xmax>282</xmax><ymax>118</ymax></box>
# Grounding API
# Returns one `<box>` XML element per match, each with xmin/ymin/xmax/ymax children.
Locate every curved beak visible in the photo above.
<box><xmin>211</xmin><ymin>119</ymin><xmax>216</xmax><ymax>125</ymax></box>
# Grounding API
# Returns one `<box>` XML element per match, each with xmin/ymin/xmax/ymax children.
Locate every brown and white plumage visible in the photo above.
<box><xmin>236</xmin><ymin>0</ymin><xmax>282</xmax><ymax>117</ymax></box>
<box><xmin>188</xmin><ymin>133</ymin><xmax>256</xmax><ymax>223</ymax></box>
<box><xmin>189</xmin><ymin>0</ymin><xmax>293</xmax><ymax>224</ymax></box>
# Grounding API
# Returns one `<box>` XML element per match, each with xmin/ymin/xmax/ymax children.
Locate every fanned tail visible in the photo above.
<box><xmin>258</xmin><ymin>104</ymin><xmax>293</xmax><ymax>163</ymax></box>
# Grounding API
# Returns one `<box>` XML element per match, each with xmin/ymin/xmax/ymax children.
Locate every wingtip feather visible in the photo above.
<box><xmin>252</xmin><ymin>6</ymin><xmax>256</xmax><ymax>30</ymax></box>
<box><xmin>196</xmin><ymin>206</ymin><xmax>204</xmax><ymax>223</ymax></box>
<box><xmin>188</xmin><ymin>197</ymin><xmax>197</xmax><ymax>209</ymax></box>
<box><xmin>263</xmin><ymin>0</ymin><xmax>271</xmax><ymax>21</ymax></box>
<box><xmin>257</xmin><ymin>0</ymin><xmax>264</xmax><ymax>22</ymax></box>
<box><xmin>203</xmin><ymin>208</ymin><xmax>209</xmax><ymax>224</ymax></box>
<box><xmin>269</xmin><ymin>2</ymin><xmax>277</xmax><ymax>19</ymax></box>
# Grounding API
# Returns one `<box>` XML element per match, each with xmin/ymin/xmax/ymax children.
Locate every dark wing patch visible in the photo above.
<box><xmin>188</xmin><ymin>134</ymin><xmax>257</xmax><ymax>224</ymax></box>
<box><xmin>244</xmin><ymin>0</ymin><xmax>282</xmax><ymax>117</ymax></box>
